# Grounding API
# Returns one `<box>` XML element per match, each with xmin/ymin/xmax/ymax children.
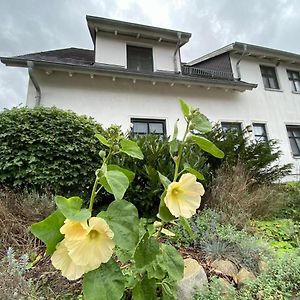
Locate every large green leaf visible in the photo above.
<box><xmin>105</xmin><ymin>170</ymin><xmax>129</xmax><ymax>200</ymax></box>
<box><xmin>31</xmin><ymin>210</ymin><xmax>65</xmax><ymax>255</ymax></box>
<box><xmin>146</xmin><ymin>258</ymin><xmax>166</xmax><ymax>280</ymax></box>
<box><xmin>191</xmin><ymin>113</ymin><xmax>212</xmax><ymax>133</ymax></box>
<box><xmin>132</xmin><ymin>276</ymin><xmax>157</xmax><ymax>300</ymax></box>
<box><xmin>192</xmin><ymin>135</ymin><xmax>225</xmax><ymax>158</ymax></box>
<box><xmin>162</xmin><ymin>279</ymin><xmax>177</xmax><ymax>300</ymax></box>
<box><xmin>106</xmin><ymin>200</ymin><xmax>139</xmax><ymax>255</ymax></box>
<box><xmin>99</xmin><ymin>175</ymin><xmax>112</xmax><ymax>193</ymax></box>
<box><xmin>120</xmin><ymin>139</ymin><xmax>144</xmax><ymax>160</ymax></box>
<box><xmin>107</xmin><ymin>165</ymin><xmax>135</xmax><ymax>183</ymax></box>
<box><xmin>179</xmin><ymin>99</ymin><xmax>190</xmax><ymax>118</ymax></box>
<box><xmin>183</xmin><ymin>166</ymin><xmax>204</xmax><ymax>180</ymax></box>
<box><xmin>134</xmin><ymin>233</ymin><xmax>160</xmax><ymax>268</ymax></box>
<box><xmin>83</xmin><ymin>260</ymin><xmax>125</xmax><ymax>300</ymax></box>
<box><xmin>157</xmin><ymin>171</ymin><xmax>171</xmax><ymax>189</ymax></box>
<box><xmin>95</xmin><ymin>133</ymin><xmax>111</xmax><ymax>147</ymax></box>
<box><xmin>158</xmin><ymin>191</ymin><xmax>176</xmax><ymax>222</ymax></box>
<box><xmin>55</xmin><ymin>196</ymin><xmax>91</xmax><ymax>221</ymax></box>
<box><xmin>160</xmin><ymin>244</ymin><xmax>184</xmax><ymax>281</ymax></box>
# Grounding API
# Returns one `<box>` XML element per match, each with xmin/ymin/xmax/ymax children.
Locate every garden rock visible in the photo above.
<box><xmin>236</xmin><ymin>267</ymin><xmax>256</xmax><ymax>288</ymax></box>
<box><xmin>217</xmin><ymin>278</ymin><xmax>233</xmax><ymax>296</ymax></box>
<box><xmin>258</xmin><ymin>260</ymin><xmax>268</xmax><ymax>273</ymax></box>
<box><xmin>177</xmin><ymin>258</ymin><xmax>208</xmax><ymax>300</ymax></box>
<box><xmin>211</xmin><ymin>259</ymin><xmax>239</xmax><ymax>281</ymax></box>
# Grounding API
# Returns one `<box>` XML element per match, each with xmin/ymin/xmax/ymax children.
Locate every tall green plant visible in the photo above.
<box><xmin>204</xmin><ymin>126</ymin><xmax>291</xmax><ymax>183</ymax></box>
<box><xmin>30</xmin><ymin>99</ymin><xmax>224</xmax><ymax>299</ymax></box>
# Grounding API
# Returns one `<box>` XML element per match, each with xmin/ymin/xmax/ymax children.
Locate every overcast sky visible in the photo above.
<box><xmin>0</xmin><ymin>0</ymin><xmax>299</xmax><ymax>109</ymax></box>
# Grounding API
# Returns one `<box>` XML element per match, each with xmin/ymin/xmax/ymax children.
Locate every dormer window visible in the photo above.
<box><xmin>127</xmin><ymin>45</ymin><xmax>153</xmax><ymax>72</ymax></box>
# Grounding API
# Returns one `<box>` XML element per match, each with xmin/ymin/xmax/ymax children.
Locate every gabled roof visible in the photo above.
<box><xmin>188</xmin><ymin>42</ymin><xmax>300</xmax><ymax>66</ymax></box>
<box><xmin>1</xmin><ymin>47</ymin><xmax>257</xmax><ymax>91</ymax></box>
<box><xmin>86</xmin><ymin>15</ymin><xmax>191</xmax><ymax>47</ymax></box>
<box><xmin>2</xmin><ymin>48</ymin><xmax>94</xmax><ymax>67</ymax></box>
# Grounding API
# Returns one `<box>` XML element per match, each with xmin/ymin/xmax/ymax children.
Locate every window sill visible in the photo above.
<box><xmin>293</xmin><ymin>155</ymin><xmax>300</xmax><ymax>159</ymax></box>
<box><xmin>264</xmin><ymin>88</ymin><xmax>283</xmax><ymax>92</ymax></box>
<box><xmin>292</xmin><ymin>91</ymin><xmax>300</xmax><ymax>95</ymax></box>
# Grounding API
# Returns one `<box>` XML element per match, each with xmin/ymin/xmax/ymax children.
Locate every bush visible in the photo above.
<box><xmin>113</xmin><ymin>135</ymin><xmax>207</xmax><ymax>217</ymax></box>
<box><xmin>194</xmin><ymin>253</ymin><xmax>300</xmax><ymax>300</ymax></box>
<box><xmin>0</xmin><ymin>107</ymin><xmax>104</xmax><ymax>196</ymax></box>
<box><xmin>203</xmin><ymin>126</ymin><xmax>292</xmax><ymax>184</ymax></box>
<box><xmin>171</xmin><ymin>209</ymin><xmax>270</xmax><ymax>274</ymax></box>
<box><xmin>250</xmin><ymin>219</ymin><xmax>300</xmax><ymax>254</ymax></box>
<box><xmin>206</xmin><ymin>163</ymin><xmax>287</xmax><ymax>228</ymax></box>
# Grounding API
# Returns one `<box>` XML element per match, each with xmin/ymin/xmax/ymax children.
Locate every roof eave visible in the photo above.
<box><xmin>86</xmin><ymin>15</ymin><xmax>191</xmax><ymax>47</ymax></box>
<box><xmin>1</xmin><ymin>57</ymin><xmax>256</xmax><ymax>92</ymax></box>
<box><xmin>188</xmin><ymin>42</ymin><xmax>300</xmax><ymax>66</ymax></box>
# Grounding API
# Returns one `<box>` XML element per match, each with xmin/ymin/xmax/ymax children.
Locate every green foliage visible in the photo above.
<box><xmin>194</xmin><ymin>253</ymin><xmax>300</xmax><ymax>300</ymax></box>
<box><xmin>171</xmin><ymin>210</ymin><xmax>270</xmax><ymax>274</ymax></box>
<box><xmin>30</xmin><ymin>210</ymin><xmax>65</xmax><ymax>255</ymax></box>
<box><xmin>193</xmin><ymin>276</ymin><xmax>235</xmax><ymax>300</ymax></box>
<box><xmin>106</xmin><ymin>200</ymin><xmax>139</xmax><ymax>260</ymax></box>
<box><xmin>191</xmin><ymin>135</ymin><xmax>224</xmax><ymax>158</ymax></box>
<box><xmin>0</xmin><ymin>106</ymin><xmax>104</xmax><ymax>196</ymax></box>
<box><xmin>55</xmin><ymin>196</ymin><xmax>91</xmax><ymax>221</ymax></box>
<box><xmin>83</xmin><ymin>260</ymin><xmax>125</xmax><ymax>300</ymax></box>
<box><xmin>276</xmin><ymin>182</ymin><xmax>300</xmax><ymax>221</ymax></box>
<box><xmin>116</xmin><ymin>135</ymin><xmax>208</xmax><ymax>217</ymax></box>
<box><xmin>203</xmin><ymin>125</ymin><xmax>292</xmax><ymax>184</ymax></box>
<box><xmin>29</xmin><ymin>99</ymin><xmax>221</xmax><ymax>300</ymax></box>
<box><xmin>251</xmin><ymin>219</ymin><xmax>300</xmax><ymax>254</ymax></box>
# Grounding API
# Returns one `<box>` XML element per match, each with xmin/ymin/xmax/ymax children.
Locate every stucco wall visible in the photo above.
<box><xmin>230</xmin><ymin>54</ymin><xmax>300</xmax><ymax>179</ymax></box>
<box><xmin>95</xmin><ymin>32</ymin><xmax>180</xmax><ymax>72</ymax></box>
<box><xmin>27</xmin><ymin>66</ymin><xmax>300</xmax><ymax>180</ymax></box>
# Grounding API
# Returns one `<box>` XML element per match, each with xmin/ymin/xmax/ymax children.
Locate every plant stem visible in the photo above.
<box><xmin>88</xmin><ymin>148</ymin><xmax>113</xmax><ymax>212</ymax></box>
<box><xmin>173</xmin><ymin>121</ymin><xmax>190</xmax><ymax>181</ymax></box>
<box><xmin>89</xmin><ymin>177</ymin><xmax>98</xmax><ymax>212</ymax></box>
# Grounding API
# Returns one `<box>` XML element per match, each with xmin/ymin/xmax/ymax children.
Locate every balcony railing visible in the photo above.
<box><xmin>181</xmin><ymin>65</ymin><xmax>233</xmax><ymax>80</ymax></box>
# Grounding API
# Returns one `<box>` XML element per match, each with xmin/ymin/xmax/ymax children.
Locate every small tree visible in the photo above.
<box><xmin>203</xmin><ymin>126</ymin><xmax>292</xmax><ymax>184</ymax></box>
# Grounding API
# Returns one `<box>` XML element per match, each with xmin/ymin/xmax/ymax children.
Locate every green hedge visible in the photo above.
<box><xmin>0</xmin><ymin>107</ymin><xmax>104</xmax><ymax>196</ymax></box>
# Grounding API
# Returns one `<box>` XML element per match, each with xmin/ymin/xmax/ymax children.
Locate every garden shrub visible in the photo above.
<box><xmin>171</xmin><ymin>209</ymin><xmax>270</xmax><ymax>274</ymax></box>
<box><xmin>194</xmin><ymin>253</ymin><xmax>300</xmax><ymax>300</ymax></box>
<box><xmin>0</xmin><ymin>107</ymin><xmax>104</xmax><ymax>196</ymax></box>
<box><xmin>114</xmin><ymin>135</ymin><xmax>208</xmax><ymax>217</ymax></box>
<box><xmin>275</xmin><ymin>182</ymin><xmax>300</xmax><ymax>221</ymax></box>
<box><xmin>250</xmin><ymin>219</ymin><xmax>300</xmax><ymax>254</ymax></box>
<box><xmin>203</xmin><ymin>126</ymin><xmax>292</xmax><ymax>184</ymax></box>
<box><xmin>206</xmin><ymin>162</ymin><xmax>287</xmax><ymax>228</ymax></box>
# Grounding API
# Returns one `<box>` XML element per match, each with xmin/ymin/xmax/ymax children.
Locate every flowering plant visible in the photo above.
<box><xmin>31</xmin><ymin>99</ymin><xmax>224</xmax><ymax>299</ymax></box>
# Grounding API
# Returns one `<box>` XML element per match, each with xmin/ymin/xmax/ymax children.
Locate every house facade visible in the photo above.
<box><xmin>1</xmin><ymin>16</ymin><xmax>300</xmax><ymax>180</ymax></box>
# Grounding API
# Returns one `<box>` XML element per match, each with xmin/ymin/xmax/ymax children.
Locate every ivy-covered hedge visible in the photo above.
<box><xmin>0</xmin><ymin>107</ymin><xmax>104</xmax><ymax>196</ymax></box>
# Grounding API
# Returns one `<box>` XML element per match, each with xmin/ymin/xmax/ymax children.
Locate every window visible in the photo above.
<box><xmin>131</xmin><ymin>118</ymin><xmax>166</xmax><ymax>137</ymax></box>
<box><xmin>253</xmin><ymin>123</ymin><xmax>268</xmax><ymax>142</ymax></box>
<box><xmin>286</xmin><ymin>126</ymin><xmax>300</xmax><ymax>156</ymax></box>
<box><xmin>221</xmin><ymin>122</ymin><xmax>242</xmax><ymax>133</ymax></box>
<box><xmin>260</xmin><ymin>65</ymin><xmax>279</xmax><ymax>89</ymax></box>
<box><xmin>127</xmin><ymin>45</ymin><xmax>153</xmax><ymax>72</ymax></box>
<box><xmin>287</xmin><ymin>70</ymin><xmax>300</xmax><ymax>92</ymax></box>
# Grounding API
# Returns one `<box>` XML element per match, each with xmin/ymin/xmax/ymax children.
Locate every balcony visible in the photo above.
<box><xmin>181</xmin><ymin>65</ymin><xmax>233</xmax><ymax>80</ymax></box>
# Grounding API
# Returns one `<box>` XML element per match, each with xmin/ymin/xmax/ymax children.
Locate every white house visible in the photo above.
<box><xmin>1</xmin><ymin>16</ymin><xmax>300</xmax><ymax>180</ymax></box>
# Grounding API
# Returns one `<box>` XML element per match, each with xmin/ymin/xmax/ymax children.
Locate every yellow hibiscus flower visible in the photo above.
<box><xmin>164</xmin><ymin>173</ymin><xmax>204</xmax><ymax>218</ymax></box>
<box><xmin>51</xmin><ymin>239</ymin><xmax>89</xmax><ymax>280</ymax></box>
<box><xmin>51</xmin><ymin>217</ymin><xmax>115</xmax><ymax>280</ymax></box>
